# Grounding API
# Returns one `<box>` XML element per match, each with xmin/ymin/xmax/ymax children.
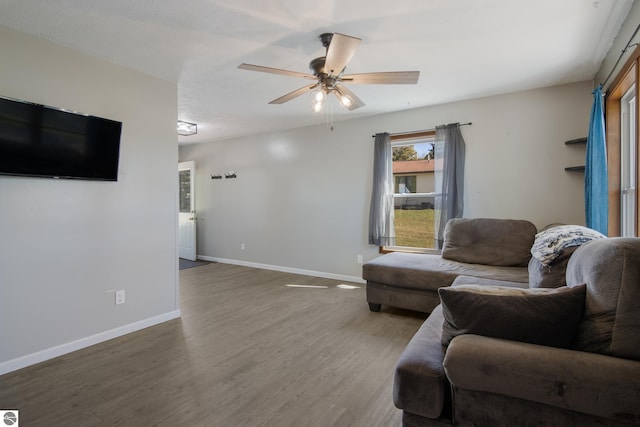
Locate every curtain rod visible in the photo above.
<box><xmin>600</xmin><ymin>21</ymin><xmax>640</xmax><ymax>89</ymax></box>
<box><xmin>372</xmin><ymin>122</ymin><xmax>472</xmax><ymax>138</ymax></box>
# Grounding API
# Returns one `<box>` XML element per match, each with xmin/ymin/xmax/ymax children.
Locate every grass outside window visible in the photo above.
<box><xmin>393</xmin><ymin>209</ymin><xmax>435</xmax><ymax>249</ymax></box>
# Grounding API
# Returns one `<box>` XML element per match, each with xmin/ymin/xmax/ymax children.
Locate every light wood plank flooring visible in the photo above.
<box><xmin>0</xmin><ymin>263</ymin><xmax>426</xmax><ymax>426</ymax></box>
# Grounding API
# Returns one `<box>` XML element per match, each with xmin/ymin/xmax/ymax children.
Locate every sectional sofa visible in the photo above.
<box><xmin>362</xmin><ymin>218</ymin><xmax>639</xmax><ymax>426</ymax></box>
<box><xmin>394</xmin><ymin>237</ymin><xmax>640</xmax><ymax>426</ymax></box>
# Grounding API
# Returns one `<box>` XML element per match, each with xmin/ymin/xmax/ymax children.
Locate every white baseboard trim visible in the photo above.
<box><xmin>198</xmin><ymin>256</ymin><xmax>366</xmax><ymax>285</ymax></box>
<box><xmin>0</xmin><ymin>310</ymin><xmax>181</xmax><ymax>376</ymax></box>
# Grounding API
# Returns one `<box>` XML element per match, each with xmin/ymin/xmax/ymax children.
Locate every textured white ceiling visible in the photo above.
<box><xmin>0</xmin><ymin>0</ymin><xmax>633</xmax><ymax>144</ymax></box>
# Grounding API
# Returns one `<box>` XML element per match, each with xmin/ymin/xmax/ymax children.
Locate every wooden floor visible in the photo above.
<box><xmin>0</xmin><ymin>263</ymin><xmax>426</xmax><ymax>426</ymax></box>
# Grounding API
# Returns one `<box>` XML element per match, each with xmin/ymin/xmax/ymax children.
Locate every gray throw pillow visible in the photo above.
<box><xmin>439</xmin><ymin>284</ymin><xmax>586</xmax><ymax>348</ymax></box>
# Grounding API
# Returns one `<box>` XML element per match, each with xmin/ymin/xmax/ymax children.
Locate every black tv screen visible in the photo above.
<box><xmin>0</xmin><ymin>96</ymin><xmax>122</xmax><ymax>181</ymax></box>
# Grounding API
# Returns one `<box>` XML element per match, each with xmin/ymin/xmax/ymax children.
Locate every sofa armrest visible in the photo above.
<box><xmin>394</xmin><ymin>305</ymin><xmax>448</xmax><ymax>419</ymax></box>
<box><xmin>443</xmin><ymin>334</ymin><xmax>640</xmax><ymax>423</ymax></box>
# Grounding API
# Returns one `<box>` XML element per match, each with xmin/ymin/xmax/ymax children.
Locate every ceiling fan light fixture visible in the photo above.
<box><xmin>311</xmin><ymin>88</ymin><xmax>326</xmax><ymax>113</ymax></box>
<box><xmin>332</xmin><ymin>86</ymin><xmax>354</xmax><ymax>109</ymax></box>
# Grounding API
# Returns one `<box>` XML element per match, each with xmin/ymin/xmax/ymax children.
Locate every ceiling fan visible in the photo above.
<box><xmin>238</xmin><ymin>33</ymin><xmax>420</xmax><ymax>112</ymax></box>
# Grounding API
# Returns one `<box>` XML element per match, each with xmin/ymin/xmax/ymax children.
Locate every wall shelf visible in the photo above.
<box><xmin>565</xmin><ymin>137</ymin><xmax>587</xmax><ymax>145</ymax></box>
<box><xmin>565</xmin><ymin>137</ymin><xmax>586</xmax><ymax>172</ymax></box>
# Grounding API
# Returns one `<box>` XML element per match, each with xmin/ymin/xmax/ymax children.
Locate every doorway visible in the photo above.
<box><xmin>178</xmin><ymin>161</ymin><xmax>196</xmax><ymax>261</ymax></box>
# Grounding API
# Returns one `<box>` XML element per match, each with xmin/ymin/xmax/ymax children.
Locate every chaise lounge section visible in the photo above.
<box><xmin>363</xmin><ymin>218</ymin><xmax>537</xmax><ymax>313</ymax></box>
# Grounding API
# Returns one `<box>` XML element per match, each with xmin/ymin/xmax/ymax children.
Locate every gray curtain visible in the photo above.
<box><xmin>434</xmin><ymin>123</ymin><xmax>466</xmax><ymax>248</ymax></box>
<box><xmin>368</xmin><ymin>133</ymin><xmax>395</xmax><ymax>246</ymax></box>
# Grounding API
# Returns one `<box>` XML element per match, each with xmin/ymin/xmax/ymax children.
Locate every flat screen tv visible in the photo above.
<box><xmin>0</xmin><ymin>96</ymin><xmax>122</xmax><ymax>181</ymax></box>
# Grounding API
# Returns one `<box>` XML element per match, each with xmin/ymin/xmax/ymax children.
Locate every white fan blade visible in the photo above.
<box><xmin>341</xmin><ymin>71</ymin><xmax>420</xmax><ymax>84</ymax></box>
<box><xmin>238</xmin><ymin>63</ymin><xmax>316</xmax><ymax>80</ymax></box>
<box><xmin>269</xmin><ymin>83</ymin><xmax>319</xmax><ymax>104</ymax></box>
<box><xmin>334</xmin><ymin>84</ymin><xmax>365</xmax><ymax>111</ymax></box>
<box><xmin>324</xmin><ymin>33</ymin><xmax>361</xmax><ymax>77</ymax></box>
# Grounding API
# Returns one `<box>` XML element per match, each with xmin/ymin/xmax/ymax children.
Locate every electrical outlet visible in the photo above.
<box><xmin>241</xmin><ymin>243</ymin><xmax>246</xmax><ymax>251</ymax></box>
<box><xmin>357</xmin><ymin>255</ymin><xmax>363</xmax><ymax>264</ymax></box>
<box><xmin>115</xmin><ymin>290</ymin><xmax>125</xmax><ymax>305</ymax></box>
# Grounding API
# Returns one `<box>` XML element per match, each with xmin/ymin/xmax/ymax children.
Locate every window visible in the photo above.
<box><xmin>395</xmin><ymin>175</ymin><xmax>416</xmax><ymax>193</ymax></box>
<box><xmin>605</xmin><ymin>45</ymin><xmax>640</xmax><ymax>236</ymax></box>
<box><xmin>385</xmin><ymin>132</ymin><xmax>437</xmax><ymax>251</ymax></box>
<box><xmin>621</xmin><ymin>85</ymin><xmax>637</xmax><ymax>236</ymax></box>
<box><xmin>179</xmin><ymin>169</ymin><xmax>192</xmax><ymax>213</ymax></box>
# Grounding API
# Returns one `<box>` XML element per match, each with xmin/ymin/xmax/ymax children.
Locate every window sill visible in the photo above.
<box><xmin>380</xmin><ymin>246</ymin><xmax>441</xmax><ymax>255</ymax></box>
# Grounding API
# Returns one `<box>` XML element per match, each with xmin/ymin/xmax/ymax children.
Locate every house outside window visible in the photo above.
<box><xmin>395</xmin><ymin>175</ymin><xmax>416</xmax><ymax>194</ymax></box>
<box><xmin>387</xmin><ymin>135</ymin><xmax>437</xmax><ymax>250</ymax></box>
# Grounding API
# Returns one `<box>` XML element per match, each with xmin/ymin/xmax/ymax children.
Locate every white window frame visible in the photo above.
<box><xmin>385</xmin><ymin>136</ymin><xmax>440</xmax><ymax>253</ymax></box>
<box><xmin>621</xmin><ymin>84</ymin><xmax>637</xmax><ymax>237</ymax></box>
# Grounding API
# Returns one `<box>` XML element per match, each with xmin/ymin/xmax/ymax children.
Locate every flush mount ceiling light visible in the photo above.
<box><xmin>177</xmin><ymin>120</ymin><xmax>197</xmax><ymax>136</ymax></box>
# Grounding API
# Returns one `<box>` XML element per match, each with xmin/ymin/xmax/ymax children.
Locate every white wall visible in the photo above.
<box><xmin>180</xmin><ymin>81</ymin><xmax>592</xmax><ymax>279</ymax></box>
<box><xmin>0</xmin><ymin>27</ymin><xmax>179</xmax><ymax>373</ymax></box>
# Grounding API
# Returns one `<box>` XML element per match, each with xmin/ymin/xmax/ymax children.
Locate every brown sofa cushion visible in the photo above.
<box><xmin>444</xmin><ymin>335</ymin><xmax>640</xmax><ymax>424</ymax></box>
<box><xmin>528</xmin><ymin>246</ymin><xmax>578</xmax><ymax>289</ymax></box>
<box><xmin>362</xmin><ymin>252</ymin><xmax>529</xmax><ymax>292</ymax></box>
<box><xmin>438</xmin><ymin>284</ymin><xmax>586</xmax><ymax>348</ymax></box>
<box><xmin>441</xmin><ymin>218</ymin><xmax>537</xmax><ymax>267</ymax></box>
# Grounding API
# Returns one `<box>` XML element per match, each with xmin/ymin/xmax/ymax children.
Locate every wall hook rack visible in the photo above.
<box><xmin>225</xmin><ymin>172</ymin><xmax>237</xmax><ymax>179</ymax></box>
<box><xmin>210</xmin><ymin>174</ymin><xmax>223</xmax><ymax>180</ymax></box>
